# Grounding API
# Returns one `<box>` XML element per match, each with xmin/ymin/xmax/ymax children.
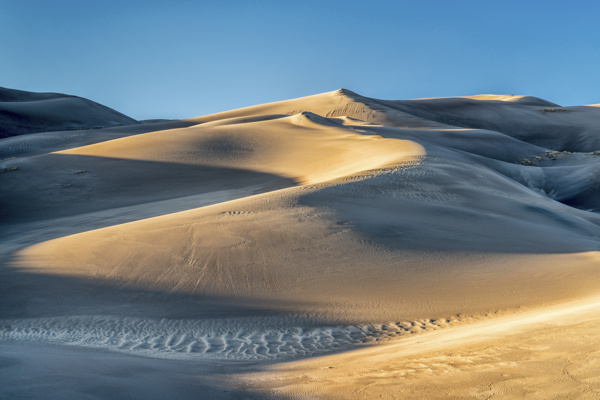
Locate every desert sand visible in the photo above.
<box><xmin>1</xmin><ymin>87</ymin><xmax>600</xmax><ymax>399</ymax></box>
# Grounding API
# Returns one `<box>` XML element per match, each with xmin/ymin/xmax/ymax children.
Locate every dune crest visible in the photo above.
<box><xmin>416</xmin><ymin>94</ymin><xmax>559</xmax><ymax>106</ymax></box>
<box><xmin>58</xmin><ymin>111</ymin><xmax>425</xmax><ymax>185</ymax></box>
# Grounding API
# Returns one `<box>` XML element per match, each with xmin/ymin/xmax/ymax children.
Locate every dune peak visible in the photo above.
<box><xmin>335</xmin><ymin>88</ymin><xmax>360</xmax><ymax>96</ymax></box>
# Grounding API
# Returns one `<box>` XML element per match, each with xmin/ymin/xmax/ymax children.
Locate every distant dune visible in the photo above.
<box><xmin>1</xmin><ymin>88</ymin><xmax>600</xmax><ymax>399</ymax></box>
<box><xmin>0</xmin><ymin>86</ymin><xmax>139</xmax><ymax>138</ymax></box>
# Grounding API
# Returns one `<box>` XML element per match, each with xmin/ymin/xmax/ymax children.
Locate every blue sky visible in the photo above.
<box><xmin>2</xmin><ymin>0</ymin><xmax>599</xmax><ymax>120</ymax></box>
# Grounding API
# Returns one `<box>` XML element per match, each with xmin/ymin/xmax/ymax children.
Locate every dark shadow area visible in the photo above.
<box><xmin>0</xmin><ymin>86</ymin><xmax>139</xmax><ymax>139</ymax></box>
<box><xmin>0</xmin><ymin>152</ymin><xmax>296</xmax><ymax>231</ymax></box>
<box><xmin>349</xmin><ymin>118</ymin><xmax>548</xmax><ymax>163</ymax></box>
<box><xmin>298</xmin><ymin>156</ymin><xmax>600</xmax><ymax>255</ymax></box>
<box><xmin>0</xmin><ymin>256</ymin><xmax>317</xmax><ymax>321</ymax></box>
<box><xmin>562</xmin><ymin>195</ymin><xmax>600</xmax><ymax>213</ymax></box>
<box><xmin>369</xmin><ymin>96</ymin><xmax>600</xmax><ymax>153</ymax></box>
<box><xmin>0</xmin><ymin>341</ymin><xmax>269</xmax><ymax>400</ymax></box>
<box><xmin>344</xmin><ymin>122</ymin><xmax>600</xmax><ymax>216</ymax></box>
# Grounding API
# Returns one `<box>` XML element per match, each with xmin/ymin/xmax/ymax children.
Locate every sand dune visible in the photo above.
<box><xmin>0</xmin><ymin>86</ymin><xmax>139</xmax><ymax>138</ymax></box>
<box><xmin>450</xmin><ymin>94</ymin><xmax>558</xmax><ymax>104</ymax></box>
<box><xmin>382</xmin><ymin>96</ymin><xmax>600</xmax><ymax>151</ymax></box>
<box><xmin>2</xmin><ymin>88</ymin><xmax>600</xmax><ymax>399</ymax></box>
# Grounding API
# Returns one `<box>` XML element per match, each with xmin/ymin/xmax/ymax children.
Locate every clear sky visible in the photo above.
<box><xmin>2</xmin><ymin>0</ymin><xmax>599</xmax><ymax>120</ymax></box>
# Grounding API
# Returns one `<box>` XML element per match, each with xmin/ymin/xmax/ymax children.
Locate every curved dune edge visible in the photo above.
<box><xmin>240</xmin><ymin>295</ymin><xmax>600</xmax><ymax>398</ymax></box>
<box><xmin>57</xmin><ymin>112</ymin><xmax>426</xmax><ymax>185</ymax></box>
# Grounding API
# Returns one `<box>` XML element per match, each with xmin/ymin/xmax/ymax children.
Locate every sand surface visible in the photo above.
<box><xmin>241</xmin><ymin>296</ymin><xmax>600</xmax><ymax>399</ymax></box>
<box><xmin>1</xmin><ymin>88</ymin><xmax>600</xmax><ymax>398</ymax></box>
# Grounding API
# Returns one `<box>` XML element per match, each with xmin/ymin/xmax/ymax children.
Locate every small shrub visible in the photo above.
<box><xmin>518</xmin><ymin>159</ymin><xmax>538</xmax><ymax>166</ymax></box>
<box><xmin>0</xmin><ymin>166</ymin><xmax>18</xmax><ymax>173</ymax></box>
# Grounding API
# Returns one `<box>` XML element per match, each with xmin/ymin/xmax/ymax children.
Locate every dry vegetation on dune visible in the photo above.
<box><xmin>2</xmin><ymin>88</ymin><xmax>600</xmax><ymax>399</ymax></box>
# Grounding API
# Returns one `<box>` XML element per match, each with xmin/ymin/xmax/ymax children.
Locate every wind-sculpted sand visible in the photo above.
<box><xmin>1</xmin><ymin>314</ymin><xmax>469</xmax><ymax>360</ymax></box>
<box><xmin>1</xmin><ymin>88</ymin><xmax>600</xmax><ymax>399</ymax></box>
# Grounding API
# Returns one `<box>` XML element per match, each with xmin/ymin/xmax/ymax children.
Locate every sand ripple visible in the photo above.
<box><xmin>0</xmin><ymin>315</ymin><xmax>459</xmax><ymax>360</ymax></box>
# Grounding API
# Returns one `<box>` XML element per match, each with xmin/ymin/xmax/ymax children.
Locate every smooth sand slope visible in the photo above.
<box><xmin>1</xmin><ymin>88</ymin><xmax>600</xmax><ymax>399</ymax></box>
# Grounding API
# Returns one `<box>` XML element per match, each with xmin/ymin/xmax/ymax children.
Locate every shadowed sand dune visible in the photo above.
<box><xmin>0</xmin><ymin>86</ymin><xmax>139</xmax><ymax>138</ymax></box>
<box><xmin>2</xmin><ymin>89</ymin><xmax>600</xmax><ymax>399</ymax></box>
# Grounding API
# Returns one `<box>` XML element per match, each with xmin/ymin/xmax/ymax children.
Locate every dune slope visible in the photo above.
<box><xmin>0</xmin><ymin>86</ymin><xmax>139</xmax><ymax>138</ymax></box>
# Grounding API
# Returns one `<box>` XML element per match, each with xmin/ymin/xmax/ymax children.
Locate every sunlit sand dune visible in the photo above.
<box><xmin>1</xmin><ymin>88</ymin><xmax>600</xmax><ymax>399</ymax></box>
<box><xmin>59</xmin><ymin>111</ymin><xmax>425</xmax><ymax>184</ymax></box>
